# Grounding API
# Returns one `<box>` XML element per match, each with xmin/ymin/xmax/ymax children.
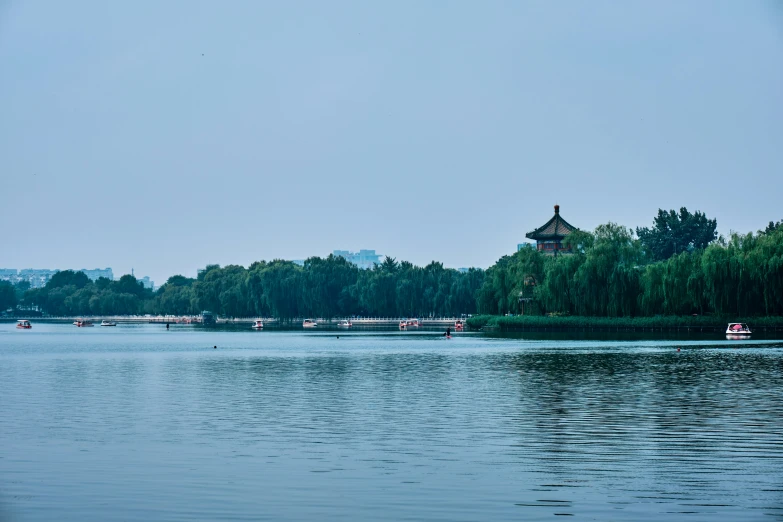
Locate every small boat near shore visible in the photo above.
<box><xmin>252</xmin><ymin>320</ymin><xmax>264</xmax><ymax>329</ymax></box>
<box><xmin>337</xmin><ymin>320</ymin><xmax>352</xmax><ymax>328</ymax></box>
<box><xmin>454</xmin><ymin>320</ymin><xmax>464</xmax><ymax>331</ymax></box>
<box><xmin>399</xmin><ymin>318</ymin><xmax>420</xmax><ymax>330</ymax></box>
<box><xmin>74</xmin><ymin>319</ymin><xmax>94</xmax><ymax>327</ymax></box>
<box><xmin>16</xmin><ymin>320</ymin><xmax>32</xmax><ymax>329</ymax></box>
<box><xmin>100</xmin><ymin>320</ymin><xmax>117</xmax><ymax>327</ymax></box>
<box><xmin>726</xmin><ymin>322</ymin><xmax>751</xmax><ymax>339</ymax></box>
<box><xmin>303</xmin><ymin>319</ymin><xmax>317</xmax><ymax>328</ymax></box>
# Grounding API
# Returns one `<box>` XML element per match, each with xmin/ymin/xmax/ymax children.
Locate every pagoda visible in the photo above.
<box><xmin>525</xmin><ymin>204</ymin><xmax>578</xmax><ymax>255</ymax></box>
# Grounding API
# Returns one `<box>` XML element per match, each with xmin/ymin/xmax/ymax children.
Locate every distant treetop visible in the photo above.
<box><xmin>765</xmin><ymin>220</ymin><xmax>782</xmax><ymax>234</ymax></box>
<box><xmin>636</xmin><ymin>207</ymin><xmax>717</xmax><ymax>261</ymax></box>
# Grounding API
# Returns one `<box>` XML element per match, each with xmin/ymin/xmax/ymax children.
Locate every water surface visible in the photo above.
<box><xmin>2</xmin><ymin>324</ymin><xmax>782</xmax><ymax>521</ymax></box>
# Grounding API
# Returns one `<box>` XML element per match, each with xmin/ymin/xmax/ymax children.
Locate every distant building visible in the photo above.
<box><xmin>333</xmin><ymin>249</ymin><xmax>382</xmax><ymax>270</ymax></box>
<box><xmin>18</xmin><ymin>269</ymin><xmax>58</xmax><ymax>288</ymax></box>
<box><xmin>1</xmin><ymin>267</ymin><xmax>113</xmax><ymax>288</ymax></box>
<box><xmin>137</xmin><ymin>276</ymin><xmax>154</xmax><ymax>291</ymax></box>
<box><xmin>0</xmin><ymin>269</ymin><xmax>48</xmax><ymax>288</ymax></box>
<box><xmin>525</xmin><ymin>205</ymin><xmax>579</xmax><ymax>255</ymax></box>
<box><xmin>79</xmin><ymin>268</ymin><xmax>113</xmax><ymax>281</ymax></box>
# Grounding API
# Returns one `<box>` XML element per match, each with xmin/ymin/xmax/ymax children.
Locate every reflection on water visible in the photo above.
<box><xmin>1</xmin><ymin>325</ymin><xmax>782</xmax><ymax>521</ymax></box>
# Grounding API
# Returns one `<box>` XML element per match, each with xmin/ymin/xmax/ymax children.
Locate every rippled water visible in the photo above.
<box><xmin>1</xmin><ymin>323</ymin><xmax>782</xmax><ymax>521</ymax></box>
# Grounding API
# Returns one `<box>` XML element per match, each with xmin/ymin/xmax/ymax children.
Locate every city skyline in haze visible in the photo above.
<box><xmin>1</xmin><ymin>1</ymin><xmax>781</xmax><ymax>286</ymax></box>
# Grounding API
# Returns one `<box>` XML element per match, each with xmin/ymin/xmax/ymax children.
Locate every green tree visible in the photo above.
<box><xmin>636</xmin><ymin>208</ymin><xmax>717</xmax><ymax>261</ymax></box>
<box><xmin>46</xmin><ymin>270</ymin><xmax>90</xmax><ymax>290</ymax></box>
<box><xmin>765</xmin><ymin>219</ymin><xmax>782</xmax><ymax>234</ymax></box>
<box><xmin>163</xmin><ymin>275</ymin><xmax>195</xmax><ymax>287</ymax></box>
<box><xmin>113</xmin><ymin>275</ymin><xmax>141</xmax><ymax>296</ymax></box>
<box><xmin>13</xmin><ymin>280</ymin><xmax>31</xmax><ymax>302</ymax></box>
<box><xmin>155</xmin><ymin>284</ymin><xmax>197</xmax><ymax>315</ymax></box>
<box><xmin>0</xmin><ymin>281</ymin><xmax>17</xmax><ymax>312</ymax></box>
<box><xmin>94</xmin><ymin>277</ymin><xmax>113</xmax><ymax>290</ymax></box>
<box><xmin>256</xmin><ymin>261</ymin><xmax>303</xmax><ymax>319</ymax></box>
<box><xmin>380</xmin><ymin>256</ymin><xmax>399</xmax><ymax>273</ymax></box>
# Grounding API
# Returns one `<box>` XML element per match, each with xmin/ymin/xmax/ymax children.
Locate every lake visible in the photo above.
<box><xmin>1</xmin><ymin>323</ymin><xmax>782</xmax><ymax>521</ymax></box>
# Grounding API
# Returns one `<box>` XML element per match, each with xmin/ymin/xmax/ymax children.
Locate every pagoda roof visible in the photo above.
<box><xmin>525</xmin><ymin>205</ymin><xmax>578</xmax><ymax>241</ymax></box>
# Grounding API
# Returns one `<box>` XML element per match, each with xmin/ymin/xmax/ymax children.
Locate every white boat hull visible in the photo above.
<box><xmin>726</xmin><ymin>334</ymin><xmax>751</xmax><ymax>340</ymax></box>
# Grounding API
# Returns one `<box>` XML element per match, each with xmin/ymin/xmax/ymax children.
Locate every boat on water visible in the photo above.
<box><xmin>303</xmin><ymin>319</ymin><xmax>318</xmax><ymax>328</ymax></box>
<box><xmin>201</xmin><ymin>311</ymin><xmax>216</xmax><ymax>325</ymax></box>
<box><xmin>726</xmin><ymin>323</ymin><xmax>751</xmax><ymax>339</ymax></box>
<box><xmin>400</xmin><ymin>318</ymin><xmax>420</xmax><ymax>329</ymax></box>
<box><xmin>454</xmin><ymin>320</ymin><xmax>464</xmax><ymax>331</ymax></box>
<box><xmin>252</xmin><ymin>320</ymin><xmax>264</xmax><ymax>329</ymax></box>
<box><xmin>16</xmin><ymin>320</ymin><xmax>32</xmax><ymax>329</ymax></box>
<box><xmin>337</xmin><ymin>320</ymin><xmax>352</xmax><ymax>328</ymax></box>
<box><xmin>74</xmin><ymin>320</ymin><xmax>94</xmax><ymax>327</ymax></box>
<box><xmin>100</xmin><ymin>320</ymin><xmax>117</xmax><ymax>327</ymax></box>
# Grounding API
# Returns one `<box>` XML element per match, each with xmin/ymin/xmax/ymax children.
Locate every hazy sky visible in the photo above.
<box><xmin>1</xmin><ymin>1</ymin><xmax>781</xmax><ymax>285</ymax></box>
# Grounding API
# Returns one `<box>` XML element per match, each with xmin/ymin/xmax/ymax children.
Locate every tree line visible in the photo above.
<box><xmin>158</xmin><ymin>256</ymin><xmax>484</xmax><ymax>318</ymax></box>
<box><xmin>14</xmin><ymin>270</ymin><xmax>155</xmax><ymax>316</ymax></box>
<box><xmin>478</xmin><ymin>209</ymin><xmax>783</xmax><ymax>317</ymax></box>
<box><xmin>5</xmin><ymin>256</ymin><xmax>484</xmax><ymax>318</ymax></box>
<box><xmin>4</xmin><ymin>207</ymin><xmax>782</xmax><ymax>319</ymax></box>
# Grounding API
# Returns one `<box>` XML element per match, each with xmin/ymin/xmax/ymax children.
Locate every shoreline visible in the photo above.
<box><xmin>468</xmin><ymin>314</ymin><xmax>783</xmax><ymax>332</ymax></box>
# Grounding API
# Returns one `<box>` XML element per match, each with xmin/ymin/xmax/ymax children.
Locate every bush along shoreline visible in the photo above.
<box><xmin>466</xmin><ymin>314</ymin><xmax>783</xmax><ymax>332</ymax></box>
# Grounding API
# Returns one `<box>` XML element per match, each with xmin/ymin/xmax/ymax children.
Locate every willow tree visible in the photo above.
<box><xmin>759</xmin><ymin>228</ymin><xmax>783</xmax><ymax>314</ymax></box>
<box><xmin>638</xmin><ymin>262</ymin><xmax>665</xmax><ymax>316</ymax></box>
<box><xmin>572</xmin><ymin>223</ymin><xmax>641</xmax><ymax>316</ymax></box>
<box><xmin>661</xmin><ymin>251</ymin><xmax>706</xmax><ymax>315</ymax></box>
<box><xmin>476</xmin><ymin>255</ymin><xmax>514</xmax><ymax>315</ymax></box>
<box><xmin>536</xmin><ymin>251</ymin><xmax>584</xmax><ymax>315</ymax></box>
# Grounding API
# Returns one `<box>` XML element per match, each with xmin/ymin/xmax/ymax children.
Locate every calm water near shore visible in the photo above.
<box><xmin>1</xmin><ymin>324</ymin><xmax>782</xmax><ymax>521</ymax></box>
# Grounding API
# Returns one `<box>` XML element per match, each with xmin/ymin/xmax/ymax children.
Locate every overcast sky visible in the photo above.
<box><xmin>1</xmin><ymin>1</ymin><xmax>781</xmax><ymax>285</ymax></box>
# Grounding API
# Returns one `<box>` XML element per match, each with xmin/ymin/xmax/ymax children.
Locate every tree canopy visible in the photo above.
<box><xmin>16</xmin><ymin>259</ymin><xmax>485</xmax><ymax>318</ymax></box>
<box><xmin>10</xmin><ymin>209</ymin><xmax>783</xmax><ymax>319</ymax></box>
<box><xmin>476</xmin><ymin>219</ymin><xmax>783</xmax><ymax>318</ymax></box>
<box><xmin>765</xmin><ymin>220</ymin><xmax>782</xmax><ymax>234</ymax></box>
<box><xmin>23</xmin><ymin>273</ymin><xmax>154</xmax><ymax>316</ymax></box>
<box><xmin>0</xmin><ymin>281</ymin><xmax>16</xmax><ymax>312</ymax></box>
<box><xmin>636</xmin><ymin>207</ymin><xmax>717</xmax><ymax>261</ymax></box>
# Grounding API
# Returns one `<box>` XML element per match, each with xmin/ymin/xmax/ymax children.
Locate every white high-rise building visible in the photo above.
<box><xmin>332</xmin><ymin>250</ymin><xmax>383</xmax><ymax>270</ymax></box>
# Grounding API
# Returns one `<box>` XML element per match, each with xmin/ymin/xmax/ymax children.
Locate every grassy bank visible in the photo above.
<box><xmin>466</xmin><ymin>314</ymin><xmax>783</xmax><ymax>331</ymax></box>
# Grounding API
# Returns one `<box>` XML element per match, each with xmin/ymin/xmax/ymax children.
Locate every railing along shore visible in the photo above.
<box><xmin>11</xmin><ymin>316</ymin><xmax>466</xmax><ymax>327</ymax></box>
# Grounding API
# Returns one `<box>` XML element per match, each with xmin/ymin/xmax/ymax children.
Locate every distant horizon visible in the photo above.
<box><xmin>1</xmin><ymin>205</ymin><xmax>779</xmax><ymax>286</ymax></box>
